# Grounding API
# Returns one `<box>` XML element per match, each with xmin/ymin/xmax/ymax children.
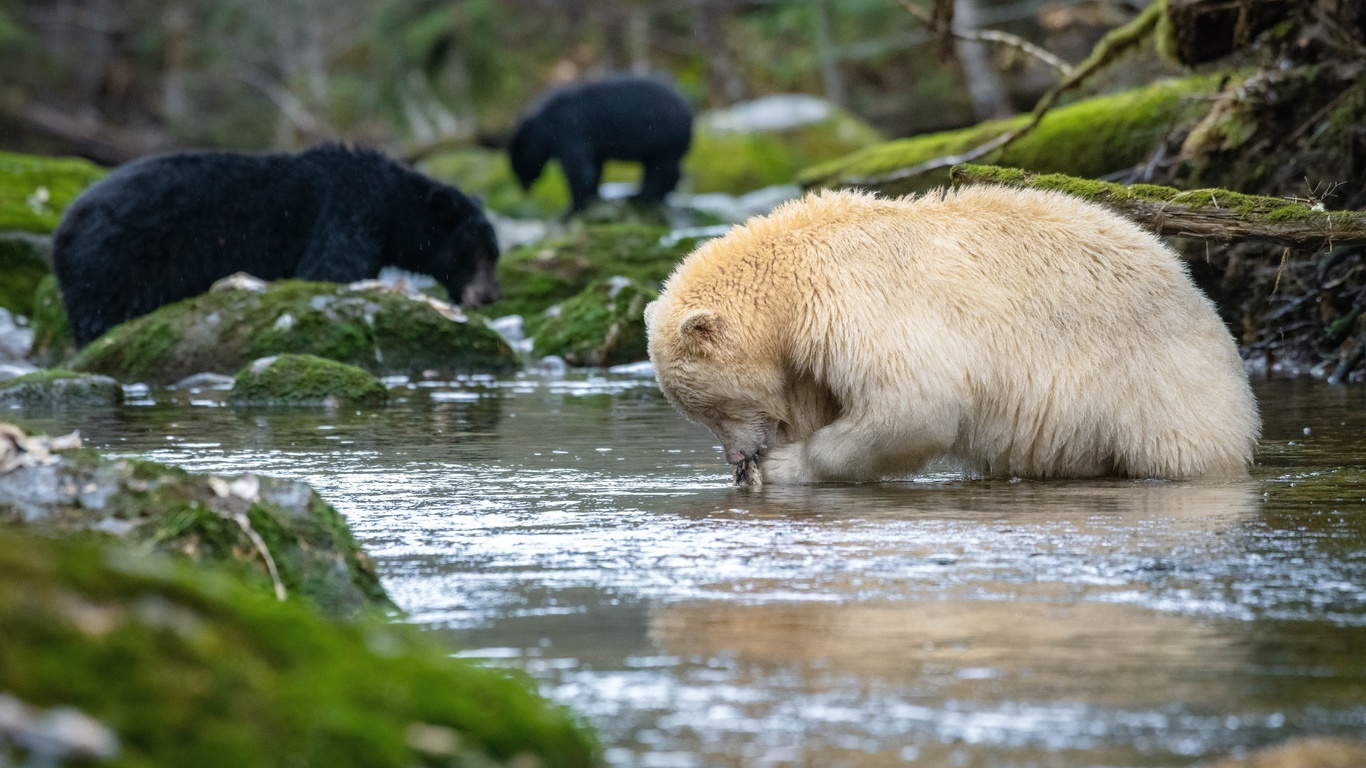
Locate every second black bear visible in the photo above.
<box><xmin>509</xmin><ymin>76</ymin><xmax>693</xmax><ymax>214</ymax></box>
<box><xmin>53</xmin><ymin>145</ymin><xmax>500</xmax><ymax>346</ymax></box>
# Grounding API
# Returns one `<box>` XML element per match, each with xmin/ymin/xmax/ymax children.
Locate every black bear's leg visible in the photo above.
<box><xmin>636</xmin><ymin>157</ymin><xmax>683</xmax><ymax>204</ymax></box>
<box><xmin>558</xmin><ymin>147</ymin><xmax>602</xmax><ymax>213</ymax></box>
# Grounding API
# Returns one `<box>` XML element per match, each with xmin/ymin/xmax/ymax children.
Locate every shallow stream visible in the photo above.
<box><xmin>16</xmin><ymin>374</ymin><xmax>1366</xmax><ymax>768</ymax></box>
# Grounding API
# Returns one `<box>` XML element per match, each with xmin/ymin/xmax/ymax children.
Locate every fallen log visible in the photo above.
<box><xmin>949</xmin><ymin>163</ymin><xmax>1366</xmax><ymax>250</ymax></box>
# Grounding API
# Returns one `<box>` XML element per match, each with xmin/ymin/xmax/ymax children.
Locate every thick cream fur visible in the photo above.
<box><xmin>645</xmin><ymin>185</ymin><xmax>1260</xmax><ymax>483</ymax></box>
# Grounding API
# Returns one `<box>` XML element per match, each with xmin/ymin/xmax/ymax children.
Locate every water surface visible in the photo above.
<box><xmin>16</xmin><ymin>375</ymin><xmax>1366</xmax><ymax>767</ymax></box>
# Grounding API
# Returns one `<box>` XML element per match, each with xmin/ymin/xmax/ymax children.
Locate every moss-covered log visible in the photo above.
<box><xmin>951</xmin><ymin>164</ymin><xmax>1366</xmax><ymax>249</ymax></box>
<box><xmin>799</xmin><ymin>75</ymin><xmax>1223</xmax><ymax>196</ymax></box>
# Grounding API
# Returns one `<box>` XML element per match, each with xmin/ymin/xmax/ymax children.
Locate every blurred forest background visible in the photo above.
<box><xmin>0</xmin><ymin>0</ymin><xmax>1163</xmax><ymax>162</ymax></box>
<box><xmin>5</xmin><ymin>0</ymin><xmax>1366</xmax><ymax>379</ymax></box>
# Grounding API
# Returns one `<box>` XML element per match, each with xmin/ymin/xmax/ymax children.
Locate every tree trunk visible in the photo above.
<box><xmin>161</xmin><ymin>3</ymin><xmax>191</xmax><ymax>122</ymax></box>
<box><xmin>811</xmin><ymin>0</ymin><xmax>846</xmax><ymax>106</ymax></box>
<box><xmin>952</xmin><ymin>0</ymin><xmax>1012</xmax><ymax>121</ymax></box>
<box><xmin>692</xmin><ymin>0</ymin><xmax>747</xmax><ymax>105</ymax></box>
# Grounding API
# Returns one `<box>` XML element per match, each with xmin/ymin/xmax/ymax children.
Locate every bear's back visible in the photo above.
<box><xmin>678</xmin><ymin>186</ymin><xmax>1259</xmax><ymax>479</ymax></box>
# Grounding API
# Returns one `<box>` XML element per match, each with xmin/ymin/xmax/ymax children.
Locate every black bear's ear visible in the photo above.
<box><xmin>428</xmin><ymin>189</ymin><xmax>460</xmax><ymax>223</ymax></box>
<box><xmin>678</xmin><ymin>308</ymin><xmax>725</xmax><ymax>355</ymax></box>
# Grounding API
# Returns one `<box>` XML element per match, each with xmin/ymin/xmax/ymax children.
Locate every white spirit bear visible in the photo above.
<box><xmin>645</xmin><ymin>186</ymin><xmax>1260</xmax><ymax>484</ymax></box>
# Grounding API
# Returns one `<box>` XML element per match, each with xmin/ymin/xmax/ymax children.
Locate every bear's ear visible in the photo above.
<box><xmin>678</xmin><ymin>308</ymin><xmax>724</xmax><ymax>354</ymax></box>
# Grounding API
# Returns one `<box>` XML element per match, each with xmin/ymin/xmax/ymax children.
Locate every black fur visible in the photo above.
<box><xmin>509</xmin><ymin>76</ymin><xmax>693</xmax><ymax>213</ymax></box>
<box><xmin>53</xmin><ymin>144</ymin><xmax>500</xmax><ymax>346</ymax></box>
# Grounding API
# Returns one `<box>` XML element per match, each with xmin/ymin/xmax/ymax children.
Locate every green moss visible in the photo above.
<box><xmin>68</xmin><ymin>280</ymin><xmax>520</xmax><ymax>385</ymax></box>
<box><xmin>485</xmin><ymin>224</ymin><xmax>705</xmax><ymax>319</ymax></box>
<box><xmin>0</xmin><ymin>231</ymin><xmax>49</xmax><ymax>316</ymax></box>
<box><xmin>800</xmin><ymin>75</ymin><xmax>1225</xmax><ymax>195</ymax></box>
<box><xmin>0</xmin><ymin>151</ymin><xmax>107</xmax><ymax>234</ymax></box>
<box><xmin>687</xmin><ymin>105</ymin><xmax>884</xmax><ymax>194</ymax></box>
<box><xmin>0</xmin><ymin>530</ymin><xmax>601</xmax><ymax>767</ymax></box>
<box><xmin>0</xmin><ymin>370</ymin><xmax>122</xmax><ymax>408</ymax></box>
<box><xmin>527</xmin><ymin>279</ymin><xmax>656</xmax><ymax>367</ymax></box>
<box><xmin>28</xmin><ymin>274</ymin><xmax>75</xmax><ymax>366</ymax></box>
<box><xmin>951</xmin><ymin>163</ymin><xmax>1342</xmax><ymax>225</ymax></box>
<box><xmin>422</xmin><ymin>147</ymin><xmax>650</xmax><ymax>218</ymax></box>
<box><xmin>229</xmin><ymin>354</ymin><xmax>389</xmax><ymax>407</ymax></box>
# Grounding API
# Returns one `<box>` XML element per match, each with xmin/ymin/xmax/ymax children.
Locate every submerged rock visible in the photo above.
<box><xmin>229</xmin><ymin>354</ymin><xmax>389</xmax><ymax>407</ymax></box>
<box><xmin>0</xmin><ymin>529</ymin><xmax>601</xmax><ymax>768</ymax></box>
<box><xmin>0</xmin><ymin>370</ymin><xmax>122</xmax><ymax>409</ymax></box>
<box><xmin>67</xmin><ymin>279</ymin><xmax>519</xmax><ymax>385</ymax></box>
<box><xmin>0</xmin><ymin>432</ymin><xmax>388</xmax><ymax>619</ymax></box>
<box><xmin>528</xmin><ymin>278</ymin><xmax>656</xmax><ymax>367</ymax></box>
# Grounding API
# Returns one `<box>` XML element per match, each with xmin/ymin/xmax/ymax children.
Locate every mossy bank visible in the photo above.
<box><xmin>0</xmin><ymin>530</ymin><xmax>601</xmax><ymax>767</ymax></box>
<box><xmin>799</xmin><ymin>75</ymin><xmax>1223</xmax><ymax>195</ymax></box>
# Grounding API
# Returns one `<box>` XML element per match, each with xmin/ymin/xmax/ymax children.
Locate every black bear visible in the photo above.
<box><xmin>53</xmin><ymin>144</ymin><xmax>500</xmax><ymax>346</ymax></box>
<box><xmin>509</xmin><ymin>76</ymin><xmax>693</xmax><ymax>214</ymax></box>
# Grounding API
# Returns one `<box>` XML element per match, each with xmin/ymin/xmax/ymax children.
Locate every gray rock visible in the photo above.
<box><xmin>0</xmin><ymin>372</ymin><xmax>122</xmax><ymax>409</ymax></box>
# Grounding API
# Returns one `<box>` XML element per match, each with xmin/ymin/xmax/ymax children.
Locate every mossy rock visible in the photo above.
<box><xmin>0</xmin><ymin>231</ymin><xmax>50</xmax><ymax>317</ymax></box>
<box><xmin>28</xmin><ymin>274</ymin><xmax>75</xmax><ymax>367</ymax></box>
<box><xmin>527</xmin><ymin>279</ymin><xmax>656</xmax><ymax>367</ymax></box>
<box><xmin>0</xmin><ymin>369</ymin><xmax>122</xmax><ymax>409</ymax></box>
<box><xmin>0</xmin><ymin>447</ymin><xmax>391</xmax><ymax>620</ymax></box>
<box><xmin>799</xmin><ymin>74</ymin><xmax>1224</xmax><ymax>195</ymax></box>
<box><xmin>68</xmin><ymin>280</ymin><xmax>520</xmax><ymax>385</ymax></box>
<box><xmin>0</xmin><ymin>151</ymin><xmax>107</xmax><ymax>234</ymax></box>
<box><xmin>688</xmin><ymin>96</ymin><xmax>885</xmax><ymax>195</ymax></box>
<box><xmin>0</xmin><ymin>530</ymin><xmax>601</xmax><ymax>767</ymax></box>
<box><xmin>486</xmin><ymin>224</ymin><xmax>706</xmax><ymax>320</ymax></box>
<box><xmin>230</xmin><ymin>354</ymin><xmax>389</xmax><ymax>407</ymax></box>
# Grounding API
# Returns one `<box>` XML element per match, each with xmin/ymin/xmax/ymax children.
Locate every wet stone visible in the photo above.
<box><xmin>0</xmin><ymin>370</ymin><xmax>122</xmax><ymax>409</ymax></box>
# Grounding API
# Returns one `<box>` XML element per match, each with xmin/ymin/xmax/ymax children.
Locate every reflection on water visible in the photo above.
<box><xmin>12</xmin><ymin>375</ymin><xmax>1366</xmax><ymax>767</ymax></box>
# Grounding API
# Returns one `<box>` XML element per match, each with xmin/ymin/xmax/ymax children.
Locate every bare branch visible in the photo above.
<box><xmin>893</xmin><ymin>0</ymin><xmax>1072</xmax><ymax>76</ymax></box>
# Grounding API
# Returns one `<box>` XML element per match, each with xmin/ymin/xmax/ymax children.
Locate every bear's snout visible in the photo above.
<box><xmin>725</xmin><ymin>448</ymin><xmax>749</xmax><ymax>465</ymax></box>
<box><xmin>461</xmin><ymin>281</ymin><xmax>501</xmax><ymax>307</ymax></box>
